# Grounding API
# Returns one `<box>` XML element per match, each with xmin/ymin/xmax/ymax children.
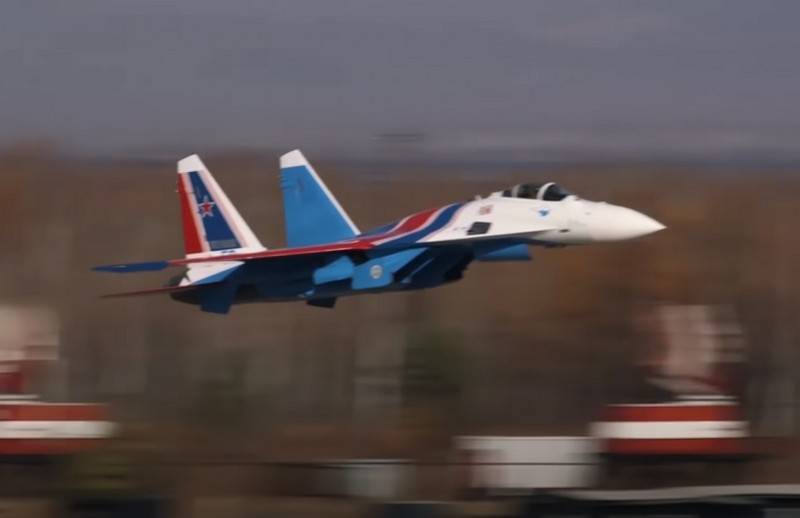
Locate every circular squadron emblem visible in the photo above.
<box><xmin>369</xmin><ymin>264</ymin><xmax>383</xmax><ymax>279</ymax></box>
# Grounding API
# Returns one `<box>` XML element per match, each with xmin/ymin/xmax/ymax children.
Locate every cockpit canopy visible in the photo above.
<box><xmin>501</xmin><ymin>182</ymin><xmax>574</xmax><ymax>201</ymax></box>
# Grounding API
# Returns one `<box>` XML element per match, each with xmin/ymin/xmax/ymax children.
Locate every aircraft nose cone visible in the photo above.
<box><xmin>592</xmin><ymin>205</ymin><xmax>666</xmax><ymax>241</ymax></box>
<box><xmin>624</xmin><ymin>209</ymin><xmax>666</xmax><ymax>238</ymax></box>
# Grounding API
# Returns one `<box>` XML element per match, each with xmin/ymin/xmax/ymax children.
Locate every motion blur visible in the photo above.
<box><xmin>2</xmin><ymin>2</ymin><xmax>800</xmax><ymax>517</ymax></box>
<box><xmin>0</xmin><ymin>148</ymin><xmax>798</xmax><ymax>516</ymax></box>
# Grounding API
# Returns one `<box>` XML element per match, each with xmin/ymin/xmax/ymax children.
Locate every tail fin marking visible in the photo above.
<box><xmin>177</xmin><ymin>155</ymin><xmax>265</xmax><ymax>257</ymax></box>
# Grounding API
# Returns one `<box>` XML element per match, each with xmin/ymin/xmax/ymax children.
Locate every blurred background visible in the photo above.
<box><xmin>2</xmin><ymin>1</ymin><xmax>800</xmax><ymax>517</ymax></box>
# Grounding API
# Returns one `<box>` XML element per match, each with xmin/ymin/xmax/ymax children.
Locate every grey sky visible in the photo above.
<box><xmin>2</xmin><ymin>1</ymin><xmax>800</xmax><ymax>159</ymax></box>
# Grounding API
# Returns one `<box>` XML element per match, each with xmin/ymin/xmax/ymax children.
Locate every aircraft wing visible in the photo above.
<box><xmin>93</xmin><ymin>240</ymin><xmax>373</xmax><ymax>273</ymax></box>
<box><xmin>101</xmin><ymin>284</ymin><xmax>202</xmax><ymax>298</ymax></box>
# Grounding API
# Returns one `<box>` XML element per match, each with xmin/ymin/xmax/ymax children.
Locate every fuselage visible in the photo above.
<box><xmin>172</xmin><ymin>183</ymin><xmax>664</xmax><ymax>307</ymax></box>
<box><xmin>400</xmin><ymin>192</ymin><xmax>665</xmax><ymax>248</ymax></box>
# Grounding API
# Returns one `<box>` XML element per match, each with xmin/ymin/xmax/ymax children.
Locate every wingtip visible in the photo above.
<box><xmin>280</xmin><ymin>149</ymin><xmax>308</xmax><ymax>169</ymax></box>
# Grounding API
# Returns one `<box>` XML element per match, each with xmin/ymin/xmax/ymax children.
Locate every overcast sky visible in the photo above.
<box><xmin>3</xmin><ymin>1</ymin><xmax>800</xmax><ymax>160</ymax></box>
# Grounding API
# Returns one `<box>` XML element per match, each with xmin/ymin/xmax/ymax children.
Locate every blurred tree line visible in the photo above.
<box><xmin>0</xmin><ymin>147</ymin><xmax>797</xmax><ymax>459</ymax></box>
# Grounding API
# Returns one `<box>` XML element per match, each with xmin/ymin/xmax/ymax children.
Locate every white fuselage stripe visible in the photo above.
<box><xmin>420</xmin><ymin>203</ymin><xmax>468</xmax><ymax>242</ymax></box>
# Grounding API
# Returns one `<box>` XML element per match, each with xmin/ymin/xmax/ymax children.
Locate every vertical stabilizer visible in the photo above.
<box><xmin>177</xmin><ymin>155</ymin><xmax>266</xmax><ymax>258</ymax></box>
<box><xmin>279</xmin><ymin>150</ymin><xmax>360</xmax><ymax>247</ymax></box>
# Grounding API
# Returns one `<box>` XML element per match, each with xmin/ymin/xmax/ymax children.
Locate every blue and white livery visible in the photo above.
<box><xmin>95</xmin><ymin>150</ymin><xmax>665</xmax><ymax>313</ymax></box>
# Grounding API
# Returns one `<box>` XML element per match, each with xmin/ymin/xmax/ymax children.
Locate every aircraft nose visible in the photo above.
<box><xmin>591</xmin><ymin>204</ymin><xmax>666</xmax><ymax>241</ymax></box>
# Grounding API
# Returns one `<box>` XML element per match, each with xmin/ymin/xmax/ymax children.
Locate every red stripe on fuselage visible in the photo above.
<box><xmin>363</xmin><ymin>207</ymin><xmax>439</xmax><ymax>245</ymax></box>
<box><xmin>177</xmin><ymin>175</ymin><xmax>203</xmax><ymax>255</ymax></box>
<box><xmin>168</xmin><ymin>205</ymin><xmax>444</xmax><ymax>266</ymax></box>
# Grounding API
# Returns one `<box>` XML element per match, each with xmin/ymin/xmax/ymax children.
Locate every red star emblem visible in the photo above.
<box><xmin>198</xmin><ymin>196</ymin><xmax>216</xmax><ymax>218</ymax></box>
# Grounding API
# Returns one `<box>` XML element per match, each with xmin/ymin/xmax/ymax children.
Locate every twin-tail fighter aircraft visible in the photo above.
<box><xmin>94</xmin><ymin>151</ymin><xmax>665</xmax><ymax>313</ymax></box>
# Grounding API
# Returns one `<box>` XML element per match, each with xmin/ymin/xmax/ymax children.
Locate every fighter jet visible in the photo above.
<box><xmin>94</xmin><ymin>150</ymin><xmax>664</xmax><ymax>313</ymax></box>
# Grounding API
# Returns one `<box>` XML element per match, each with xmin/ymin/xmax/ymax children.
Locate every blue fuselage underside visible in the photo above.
<box><xmin>171</xmin><ymin>240</ymin><xmax>529</xmax><ymax>309</ymax></box>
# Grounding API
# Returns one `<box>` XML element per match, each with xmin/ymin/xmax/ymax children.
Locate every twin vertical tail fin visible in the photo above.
<box><xmin>279</xmin><ymin>150</ymin><xmax>360</xmax><ymax>247</ymax></box>
<box><xmin>177</xmin><ymin>155</ymin><xmax>265</xmax><ymax>258</ymax></box>
<box><xmin>174</xmin><ymin>155</ymin><xmax>266</xmax><ymax>313</ymax></box>
<box><xmin>96</xmin><ymin>155</ymin><xmax>263</xmax><ymax>314</ymax></box>
<box><xmin>98</xmin><ymin>151</ymin><xmax>354</xmax><ymax>314</ymax></box>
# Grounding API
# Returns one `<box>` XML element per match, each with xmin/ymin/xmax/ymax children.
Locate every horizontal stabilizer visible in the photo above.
<box><xmin>94</xmin><ymin>241</ymin><xmax>373</xmax><ymax>275</ymax></box>
<box><xmin>93</xmin><ymin>261</ymin><xmax>170</xmax><ymax>273</ymax></box>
